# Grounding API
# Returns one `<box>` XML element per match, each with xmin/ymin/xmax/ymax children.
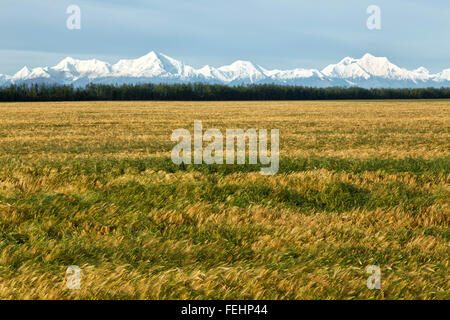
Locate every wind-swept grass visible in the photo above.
<box><xmin>0</xmin><ymin>100</ymin><xmax>448</xmax><ymax>299</ymax></box>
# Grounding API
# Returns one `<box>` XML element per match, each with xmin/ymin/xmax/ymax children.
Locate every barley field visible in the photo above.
<box><xmin>0</xmin><ymin>100</ymin><xmax>448</xmax><ymax>300</ymax></box>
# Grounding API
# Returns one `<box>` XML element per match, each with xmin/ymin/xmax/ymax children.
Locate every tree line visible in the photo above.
<box><xmin>0</xmin><ymin>83</ymin><xmax>449</xmax><ymax>101</ymax></box>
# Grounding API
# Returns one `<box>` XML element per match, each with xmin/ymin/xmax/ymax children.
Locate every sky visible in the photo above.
<box><xmin>1</xmin><ymin>0</ymin><xmax>449</xmax><ymax>75</ymax></box>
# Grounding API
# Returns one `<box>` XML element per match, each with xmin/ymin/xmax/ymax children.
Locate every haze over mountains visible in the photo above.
<box><xmin>2</xmin><ymin>52</ymin><xmax>449</xmax><ymax>88</ymax></box>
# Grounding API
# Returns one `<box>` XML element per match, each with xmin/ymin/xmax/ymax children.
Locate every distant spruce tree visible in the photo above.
<box><xmin>0</xmin><ymin>83</ymin><xmax>449</xmax><ymax>102</ymax></box>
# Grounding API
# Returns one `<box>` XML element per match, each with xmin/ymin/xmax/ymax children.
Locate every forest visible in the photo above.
<box><xmin>0</xmin><ymin>83</ymin><xmax>449</xmax><ymax>101</ymax></box>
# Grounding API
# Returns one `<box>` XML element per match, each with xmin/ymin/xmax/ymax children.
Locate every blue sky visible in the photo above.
<box><xmin>1</xmin><ymin>0</ymin><xmax>449</xmax><ymax>74</ymax></box>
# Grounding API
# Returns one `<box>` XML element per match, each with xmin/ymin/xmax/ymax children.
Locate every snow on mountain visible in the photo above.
<box><xmin>263</xmin><ymin>67</ymin><xmax>338</xmax><ymax>87</ymax></box>
<box><xmin>265</xmin><ymin>68</ymin><xmax>321</xmax><ymax>79</ymax></box>
<box><xmin>357</xmin><ymin>53</ymin><xmax>407</xmax><ymax>79</ymax></box>
<box><xmin>3</xmin><ymin>52</ymin><xmax>450</xmax><ymax>88</ymax></box>
<box><xmin>53</xmin><ymin>57</ymin><xmax>111</xmax><ymax>77</ymax></box>
<box><xmin>322</xmin><ymin>57</ymin><xmax>371</xmax><ymax>79</ymax></box>
<box><xmin>12</xmin><ymin>66</ymin><xmax>32</xmax><ymax>80</ymax></box>
<box><xmin>322</xmin><ymin>53</ymin><xmax>432</xmax><ymax>83</ymax></box>
<box><xmin>197</xmin><ymin>65</ymin><xmax>222</xmax><ymax>79</ymax></box>
<box><xmin>411</xmin><ymin>67</ymin><xmax>430</xmax><ymax>80</ymax></box>
<box><xmin>217</xmin><ymin>60</ymin><xmax>266</xmax><ymax>83</ymax></box>
<box><xmin>0</xmin><ymin>74</ymin><xmax>11</xmax><ymax>86</ymax></box>
<box><xmin>436</xmin><ymin>69</ymin><xmax>450</xmax><ymax>81</ymax></box>
<box><xmin>28</xmin><ymin>67</ymin><xmax>51</xmax><ymax>79</ymax></box>
<box><xmin>111</xmin><ymin>51</ymin><xmax>178</xmax><ymax>77</ymax></box>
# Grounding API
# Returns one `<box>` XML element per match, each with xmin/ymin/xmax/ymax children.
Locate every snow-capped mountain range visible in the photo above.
<box><xmin>1</xmin><ymin>52</ymin><xmax>449</xmax><ymax>88</ymax></box>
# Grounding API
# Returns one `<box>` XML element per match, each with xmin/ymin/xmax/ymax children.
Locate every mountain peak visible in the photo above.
<box><xmin>360</xmin><ymin>53</ymin><xmax>389</xmax><ymax>63</ymax></box>
<box><xmin>20</xmin><ymin>66</ymin><xmax>31</xmax><ymax>72</ymax></box>
<box><xmin>217</xmin><ymin>60</ymin><xmax>265</xmax><ymax>83</ymax></box>
<box><xmin>322</xmin><ymin>57</ymin><xmax>370</xmax><ymax>79</ymax></box>
<box><xmin>219</xmin><ymin>60</ymin><xmax>260</xmax><ymax>72</ymax></box>
<box><xmin>361</xmin><ymin>53</ymin><xmax>378</xmax><ymax>60</ymax></box>
<box><xmin>54</xmin><ymin>57</ymin><xmax>78</xmax><ymax>70</ymax></box>
<box><xmin>437</xmin><ymin>69</ymin><xmax>450</xmax><ymax>81</ymax></box>
<box><xmin>60</xmin><ymin>56</ymin><xmax>77</xmax><ymax>63</ymax></box>
<box><xmin>13</xmin><ymin>66</ymin><xmax>31</xmax><ymax>79</ymax></box>
<box><xmin>414</xmin><ymin>67</ymin><xmax>429</xmax><ymax>74</ymax></box>
<box><xmin>137</xmin><ymin>51</ymin><xmax>159</xmax><ymax>60</ymax></box>
<box><xmin>357</xmin><ymin>54</ymin><xmax>401</xmax><ymax>78</ymax></box>
<box><xmin>111</xmin><ymin>51</ymin><xmax>184</xmax><ymax>77</ymax></box>
<box><xmin>136</xmin><ymin>51</ymin><xmax>180</xmax><ymax>65</ymax></box>
<box><xmin>231</xmin><ymin>60</ymin><xmax>255</xmax><ymax>66</ymax></box>
<box><xmin>52</xmin><ymin>57</ymin><xmax>111</xmax><ymax>78</ymax></box>
<box><xmin>339</xmin><ymin>57</ymin><xmax>358</xmax><ymax>65</ymax></box>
